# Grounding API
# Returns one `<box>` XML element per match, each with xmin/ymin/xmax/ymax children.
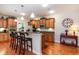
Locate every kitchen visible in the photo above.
<box><xmin>0</xmin><ymin>4</ymin><xmax>79</xmax><ymax>55</ymax></box>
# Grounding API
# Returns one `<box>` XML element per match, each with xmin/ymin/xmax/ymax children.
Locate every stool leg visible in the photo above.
<box><xmin>11</xmin><ymin>38</ymin><xmax>14</xmax><ymax>49</ymax></box>
<box><xmin>13</xmin><ymin>38</ymin><xmax>15</xmax><ymax>49</ymax></box>
<box><xmin>23</xmin><ymin>40</ymin><xmax>26</xmax><ymax>55</ymax></box>
<box><xmin>14</xmin><ymin>39</ymin><xmax>16</xmax><ymax>49</ymax></box>
<box><xmin>19</xmin><ymin>40</ymin><xmax>22</xmax><ymax>54</ymax></box>
<box><xmin>15</xmin><ymin>39</ymin><xmax>18</xmax><ymax>53</ymax></box>
<box><xmin>27</xmin><ymin>41</ymin><xmax>28</xmax><ymax>51</ymax></box>
<box><xmin>31</xmin><ymin>40</ymin><xmax>32</xmax><ymax>52</ymax></box>
<box><xmin>10</xmin><ymin>38</ymin><xmax>12</xmax><ymax>47</ymax></box>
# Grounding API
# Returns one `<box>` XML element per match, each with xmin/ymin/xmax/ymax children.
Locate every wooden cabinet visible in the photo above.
<box><xmin>0</xmin><ymin>19</ymin><xmax>3</xmax><ymax>27</ymax></box>
<box><xmin>60</xmin><ymin>34</ymin><xmax>78</xmax><ymax>47</ymax></box>
<box><xmin>0</xmin><ymin>19</ymin><xmax>8</xmax><ymax>28</ymax></box>
<box><xmin>42</xmin><ymin>32</ymin><xmax>54</xmax><ymax>53</ymax></box>
<box><xmin>29</xmin><ymin>18</ymin><xmax>55</xmax><ymax>29</ymax></box>
<box><xmin>3</xmin><ymin>20</ymin><xmax>8</xmax><ymax>28</ymax></box>
<box><xmin>46</xmin><ymin>18</ymin><xmax>55</xmax><ymax>28</ymax></box>
<box><xmin>30</xmin><ymin>20</ymin><xmax>40</xmax><ymax>28</ymax></box>
<box><xmin>8</xmin><ymin>18</ymin><xmax>17</xmax><ymax>27</ymax></box>
<box><xmin>0</xmin><ymin>18</ymin><xmax>16</xmax><ymax>28</ymax></box>
<box><xmin>0</xmin><ymin>33</ymin><xmax>8</xmax><ymax>42</ymax></box>
<box><xmin>50</xmin><ymin>18</ymin><xmax>55</xmax><ymax>28</ymax></box>
<box><xmin>8</xmin><ymin>18</ymin><xmax>13</xmax><ymax>27</ymax></box>
<box><xmin>46</xmin><ymin>19</ymin><xmax>50</xmax><ymax>28</ymax></box>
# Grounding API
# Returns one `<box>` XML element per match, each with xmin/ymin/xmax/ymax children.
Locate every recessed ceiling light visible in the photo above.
<box><xmin>49</xmin><ymin>10</ymin><xmax>55</xmax><ymax>14</ymax></box>
<box><xmin>30</xmin><ymin>13</ymin><xmax>35</xmax><ymax>18</ymax></box>
<box><xmin>20</xmin><ymin>13</ymin><xmax>26</xmax><ymax>16</ymax></box>
<box><xmin>42</xmin><ymin>4</ymin><xmax>48</xmax><ymax>7</ymax></box>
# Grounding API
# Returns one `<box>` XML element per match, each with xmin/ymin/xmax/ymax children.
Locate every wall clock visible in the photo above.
<box><xmin>62</xmin><ymin>18</ymin><xmax>73</xmax><ymax>28</ymax></box>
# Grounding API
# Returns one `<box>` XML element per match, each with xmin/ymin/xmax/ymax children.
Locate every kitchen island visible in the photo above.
<box><xmin>27</xmin><ymin>28</ymin><xmax>55</xmax><ymax>55</ymax></box>
<box><xmin>27</xmin><ymin>32</ymin><xmax>42</xmax><ymax>54</ymax></box>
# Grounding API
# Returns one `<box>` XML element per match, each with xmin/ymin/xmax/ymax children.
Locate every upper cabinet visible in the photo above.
<box><xmin>0</xmin><ymin>19</ymin><xmax>3</xmax><ymax>27</ymax></box>
<box><xmin>3</xmin><ymin>19</ymin><xmax>8</xmax><ymax>28</ymax></box>
<box><xmin>30</xmin><ymin>20</ymin><xmax>40</xmax><ymax>28</ymax></box>
<box><xmin>29</xmin><ymin>18</ymin><xmax>55</xmax><ymax>29</ymax></box>
<box><xmin>0</xmin><ymin>17</ymin><xmax>17</xmax><ymax>28</ymax></box>
<box><xmin>8</xmin><ymin>18</ymin><xmax>17</xmax><ymax>27</ymax></box>
<box><xmin>0</xmin><ymin>19</ymin><xmax>7</xmax><ymax>28</ymax></box>
<box><xmin>46</xmin><ymin>18</ymin><xmax>55</xmax><ymax>29</ymax></box>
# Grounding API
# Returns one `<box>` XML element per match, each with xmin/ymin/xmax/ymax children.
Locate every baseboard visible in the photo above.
<box><xmin>28</xmin><ymin>48</ymin><xmax>42</xmax><ymax>55</ymax></box>
<box><xmin>54</xmin><ymin>40</ymin><xmax>60</xmax><ymax>43</ymax></box>
<box><xmin>33</xmin><ymin>50</ymin><xmax>42</xmax><ymax>55</ymax></box>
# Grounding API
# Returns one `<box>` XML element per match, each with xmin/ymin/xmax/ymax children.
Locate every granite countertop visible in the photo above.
<box><xmin>36</xmin><ymin>28</ymin><xmax>55</xmax><ymax>32</ymax></box>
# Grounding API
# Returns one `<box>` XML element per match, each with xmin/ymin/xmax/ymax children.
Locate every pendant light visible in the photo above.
<box><xmin>30</xmin><ymin>13</ymin><xmax>35</xmax><ymax>18</ymax></box>
<box><xmin>20</xmin><ymin>5</ymin><xmax>25</xmax><ymax>20</ymax></box>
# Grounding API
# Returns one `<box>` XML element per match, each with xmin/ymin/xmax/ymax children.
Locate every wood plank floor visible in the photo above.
<box><xmin>43</xmin><ymin>43</ymin><xmax>79</xmax><ymax>55</ymax></box>
<box><xmin>0</xmin><ymin>41</ymin><xmax>35</xmax><ymax>55</ymax></box>
<box><xmin>0</xmin><ymin>41</ymin><xmax>79</xmax><ymax>55</ymax></box>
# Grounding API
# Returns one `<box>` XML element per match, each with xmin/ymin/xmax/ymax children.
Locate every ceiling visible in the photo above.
<box><xmin>0</xmin><ymin>4</ymin><xmax>79</xmax><ymax>18</ymax></box>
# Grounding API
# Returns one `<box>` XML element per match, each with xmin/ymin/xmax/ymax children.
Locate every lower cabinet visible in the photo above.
<box><xmin>0</xmin><ymin>33</ymin><xmax>9</xmax><ymax>42</ymax></box>
<box><xmin>41</xmin><ymin>32</ymin><xmax>54</xmax><ymax>53</ymax></box>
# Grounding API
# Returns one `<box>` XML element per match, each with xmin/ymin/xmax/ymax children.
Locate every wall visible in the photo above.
<box><xmin>51</xmin><ymin>12</ymin><xmax>79</xmax><ymax>46</ymax></box>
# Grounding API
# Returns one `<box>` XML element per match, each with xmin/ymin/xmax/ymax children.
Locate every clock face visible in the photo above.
<box><xmin>62</xmin><ymin>18</ymin><xmax>73</xmax><ymax>28</ymax></box>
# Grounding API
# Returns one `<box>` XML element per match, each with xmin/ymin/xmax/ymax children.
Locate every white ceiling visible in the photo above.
<box><xmin>0</xmin><ymin>4</ymin><xmax>79</xmax><ymax>18</ymax></box>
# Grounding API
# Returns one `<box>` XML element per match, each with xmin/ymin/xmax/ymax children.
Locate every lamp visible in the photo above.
<box><xmin>69</xmin><ymin>25</ymin><xmax>78</xmax><ymax>36</ymax></box>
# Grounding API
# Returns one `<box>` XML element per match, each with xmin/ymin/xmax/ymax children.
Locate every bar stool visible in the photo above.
<box><xmin>15</xmin><ymin>32</ymin><xmax>21</xmax><ymax>53</ymax></box>
<box><xmin>26</xmin><ymin>37</ymin><xmax>32</xmax><ymax>52</ymax></box>
<box><xmin>25</xmin><ymin>32</ymin><xmax>32</xmax><ymax>52</ymax></box>
<box><xmin>19</xmin><ymin>32</ymin><xmax>27</xmax><ymax>55</ymax></box>
<box><xmin>10</xmin><ymin>31</ymin><xmax>16</xmax><ymax>49</ymax></box>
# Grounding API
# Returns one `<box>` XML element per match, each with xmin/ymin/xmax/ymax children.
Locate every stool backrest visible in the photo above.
<box><xmin>10</xmin><ymin>31</ymin><xmax>15</xmax><ymax>38</ymax></box>
<box><xmin>19</xmin><ymin>32</ymin><xmax>25</xmax><ymax>40</ymax></box>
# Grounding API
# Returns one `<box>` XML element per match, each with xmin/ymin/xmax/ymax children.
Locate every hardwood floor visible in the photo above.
<box><xmin>0</xmin><ymin>41</ymin><xmax>35</xmax><ymax>55</ymax></box>
<box><xmin>0</xmin><ymin>41</ymin><xmax>79</xmax><ymax>55</ymax></box>
<box><xmin>43</xmin><ymin>43</ymin><xmax>79</xmax><ymax>55</ymax></box>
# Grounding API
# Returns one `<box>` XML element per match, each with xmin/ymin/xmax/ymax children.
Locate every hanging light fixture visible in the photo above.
<box><xmin>20</xmin><ymin>5</ymin><xmax>25</xmax><ymax>20</ymax></box>
<box><xmin>20</xmin><ymin>5</ymin><xmax>26</xmax><ymax>16</ymax></box>
<box><xmin>30</xmin><ymin>13</ymin><xmax>35</xmax><ymax>18</ymax></box>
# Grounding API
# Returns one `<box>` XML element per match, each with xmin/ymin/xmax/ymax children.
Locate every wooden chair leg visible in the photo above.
<box><xmin>19</xmin><ymin>40</ymin><xmax>22</xmax><ymax>54</ymax></box>
<box><xmin>15</xmin><ymin>39</ymin><xmax>18</xmax><ymax>53</ymax></box>
<box><xmin>23</xmin><ymin>41</ymin><xmax>26</xmax><ymax>55</ymax></box>
<box><xmin>31</xmin><ymin>40</ymin><xmax>32</xmax><ymax>52</ymax></box>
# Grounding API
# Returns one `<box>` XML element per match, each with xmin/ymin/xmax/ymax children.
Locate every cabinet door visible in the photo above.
<box><xmin>34</xmin><ymin>20</ymin><xmax>39</xmax><ymax>28</ymax></box>
<box><xmin>13</xmin><ymin>20</ymin><xmax>17</xmax><ymax>27</ymax></box>
<box><xmin>8</xmin><ymin>19</ymin><xmax>13</xmax><ymax>27</ymax></box>
<box><xmin>30</xmin><ymin>20</ymin><xmax>40</xmax><ymax>28</ymax></box>
<box><xmin>47</xmin><ymin>32</ymin><xmax>54</xmax><ymax>42</ymax></box>
<box><xmin>30</xmin><ymin>20</ymin><xmax>35</xmax><ymax>26</ymax></box>
<box><xmin>0</xmin><ymin>19</ymin><xmax>3</xmax><ymax>27</ymax></box>
<box><xmin>46</xmin><ymin>18</ymin><xmax>55</xmax><ymax>29</ymax></box>
<box><xmin>36</xmin><ymin>20</ymin><xmax>40</xmax><ymax>28</ymax></box>
<box><xmin>3</xmin><ymin>20</ymin><xmax>7</xmax><ymax>28</ymax></box>
<box><xmin>8</xmin><ymin>18</ymin><xmax>16</xmax><ymax>27</ymax></box>
<box><xmin>49</xmin><ymin>18</ymin><xmax>55</xmax><ymax>28</ymax></box>
<box><xmin>46</xmin><ymin>20</ymin><xmax>50</xmax><ymax>28</ymax></box>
